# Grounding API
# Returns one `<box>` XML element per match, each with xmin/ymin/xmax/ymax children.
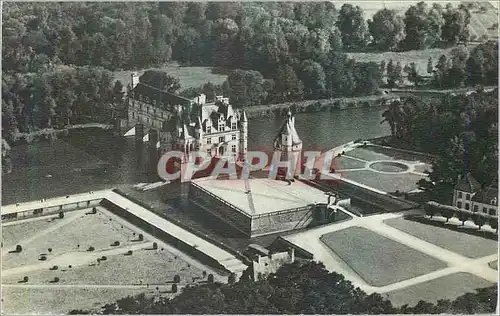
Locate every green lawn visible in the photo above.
<box><xmin>386</xmin><ymin>272</ymin><xmax>494</xmax><ymax>307</ymax></box>
<box><xmin>384</xmin><ymin>217</ymin><xmax>498</xmax><ymax>258</ymax></box>
<box><xmin>333</xmin><ymin>156</ymin><xmax>367</xmax><ymax>170</ymax></box>
<box><xmin>2</xmin><ymin>218</ymin><xmax>56</xmax><ymax>249</ymax></box>
<box><xmin>113</xmin><ymin>62</ymin><xmax>227</xmax><ymax>90</ymax></box>
<box><xmin>340</xmin><ymin>169</ymin><xmax>424</xmax><ymax>193</ymax></box>
<box><xmin>320</xmin><ymin>226</ymin><xmax>447</xmax><ymax>287</ymax></box>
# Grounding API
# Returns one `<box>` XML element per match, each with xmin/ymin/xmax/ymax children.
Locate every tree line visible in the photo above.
<box><xmin>2</xmin><ymin>1</ymin><xmax>480</xmax><ymax>76</ymax></box>
<box><xmin>68</xmin><ymin>261</ymin><xmax>497</xmax><ymax>314</ymax></box>
<box><xmin>382</xmin><ymin>88</ymin><xmax>498</xmax><ymax>201</ymax></box>
<box><xmin>2</xmin><ymin>65</ymin><xmax>125</xmax><ymax>142</ymax></box>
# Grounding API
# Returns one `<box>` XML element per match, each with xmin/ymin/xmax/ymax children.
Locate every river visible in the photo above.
<box><xmin>2</xmin><ymin>107</ymin><xmax>390</xmax><ymax>204</ymax></box>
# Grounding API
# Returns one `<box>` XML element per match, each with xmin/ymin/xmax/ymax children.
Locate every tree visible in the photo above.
<box><xmin>272</xmin><ymin>64</ymin><xmax>304</xmax><ymax>102</ymax></box>
<box><xmin>207</xmin><ymin>273</ymin><xmax>214</xmax><ymax>283</ymax></box>
<box><xmin>458</xmin><ymin>211</ymin><xmax>470</xmax><ymax>226</ymax></box>
<box><xmin>225</xmin><ymin>69</ymin><xmax>267</xmax><ymax>107</ymax></box>
<box><xmin>174</xmin><ymin>274</ymin><xmax>180</xmax><ymax>283</ymax></box>
<box><xmin>336</xmin><ymin>4</ymin><xmax>369</xmax><ymax>51</ymax></box>
<box><xmin>489</xmin><ymin>217</ymin><xmax>498</xmax><ymax>233</ymax></box>
<box><xmin>386</xmin><ymin>59</ymin><xmax>402</xmax><ymax>88</ymax></box>
<box><xmin>404</xmin><ymin>62</ymin><xmax>420</xmax><ymax>86</ymax></box>
<box><xmin>368</xmin><ymin>9</ymin><xmax>405</xmax><ymax>51</ymax></box>
<box><xmin>427</xmin><ymin>57</ymin><xmax>433</xmax><ymax>74</ymax></box>
<box><xmin>16</xmin><ymin>245</ymin><xmax>22</xmax><ymax>252</ymax></box>
<box><xmin>442</xmin><ymin>6</ymin><xmax>471</xmax><ymax>45</ymax></box>
<box><xmin>298</xmin><ymin>60</ymin><xmax>326</xmax><ymax>99</ymax></box>
<box><xmin>472</xmin><ymin>214</ymin><xmax>487</xmax><ymax>229</ymax></box>
<box><xmin>59</xmin><ymin>212</ymin><xmax>64</xmax><ymax>219</ymax></box>
<box><xmin>139</xmin><ymin>70</ymin><xmax>181</xmax><ymax>93</ymax></box>
<box><xmin>23</xmin><ymin>276</ymin><xmax>28</xmax><ymax>283</ymax></box>
<box><xmin>402</xmin><ymin>2</ymin><xmax>444</xmax><ymax>50</ymax></box>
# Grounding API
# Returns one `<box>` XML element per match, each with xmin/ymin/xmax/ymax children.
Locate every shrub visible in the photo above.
<box><xmin>51</xmin><ymin>265</ymin><xmax>58</xmax><ymax>270</ymax></box>
<box><xmin>171</xmin><ymin>284</ymin><xmax>178</xmax><ymax>293</ymax></box>
<box><xmin>208</xmin><ymin>274</ymin><xmax>214</xmax><ymax>283</ymax></box>
<box><xmin>53</xmin><ymin>277</ymin><xmax>60</xmax><ymax>283</ymax></box>
<box><xmin>59</xmin><ymin>212</ymin><xmax>64</xmax><ymax>219</ymax></box>
<box><xmin>113</xmin><ymin>241</ymin><xmax>120</xmax><ymax>246</ymax></box>
<box><xmin>40</xmin><ymin>255</ymin><xmax>47</xmax><ymax>261</ymax></box>
<box><xmin>15</xmin><ymin>245</ymin><xmax>22</xmax><ymax>252</ymax></box>
<box><xmin>91</xmin><ymin>207</ymin><xmax>97</xmax><ymax>214</ymax></box>
<box><xmin>101</xmin><ymin>256</ymin><xmax>107</xmax><ymax>261</ymax></box>
<box><xmin>202</xmin><ymin>271</ymin><xmax>207</xmax><ymax>278</ymax></box>
<box><xmin>126</xmin><ymin>250</ymin><xmax>133</xmax><ymax>255</ymax></box>
<box><xmin>68</xmin><ymin>265</ymin><xmax>72</xmax><ymax>269</ymax></box>
<box><xmin>48</xmin><ymin>248</ymin><xmax>52</xmax><ymax>253</ymax></box>
<box><xmin>152</xmin><ymin>242</ymin><xmax>158</xmax><ymax>250</ymax></box>
<box><xmin>173</xmin><ymin>274</ymin><xmax>180</xmax><ymax>283</ymax></box>
<box><xmin>23</xmin><ymin>276</ymin><xmax>29</xmax><ymax>282</ymax></box>
<box><xmin>87</xmin><ymin>246</ymin><xmax>95</xmax><ymax>252</ymax></box>
<box><xmin>138</xmin><ymin>234</ymin><xmax>144</xmax><ymax>241</ymax></box>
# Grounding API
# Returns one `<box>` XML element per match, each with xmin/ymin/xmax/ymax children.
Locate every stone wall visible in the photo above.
<box><xmin>250</xmin><ymin>206</ymin><xmax>314</xmax><ymax>237</ymax></box>
<box><xmin>252</xmin><ymin>249</ymin><xmax>295</xmax><ymax>280</ymax></box>
<box><xmin>189</xmin><ymin>182</ymin><xmax>252</xmax><ymax>236</ymax></box>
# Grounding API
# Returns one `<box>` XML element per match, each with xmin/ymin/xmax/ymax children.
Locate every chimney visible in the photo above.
<box><xmin>131</xmin><ymin>72</ymin><xmax>139</xmax><ymax>89</ymax></box>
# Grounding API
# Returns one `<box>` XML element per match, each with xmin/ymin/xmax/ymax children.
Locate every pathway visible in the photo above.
<box><xmin>283</xmin><ymin>210</ymin><xmax>498</xmax><ymax>294</ymax></box>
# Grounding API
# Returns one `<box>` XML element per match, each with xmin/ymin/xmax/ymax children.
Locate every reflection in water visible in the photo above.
<box><xmin>3</xmin><ymin>107</ymin><xmax>390</xmax><ymax>204</ymax></box>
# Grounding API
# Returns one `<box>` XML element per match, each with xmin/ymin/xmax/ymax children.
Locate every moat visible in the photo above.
<box><xmin>2</xmin><ymin>107</ymin><xmax>390</xmax><ymax>204</ymax></box>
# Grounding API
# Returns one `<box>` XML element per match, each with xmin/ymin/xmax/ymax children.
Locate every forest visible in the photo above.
<box><xmin>2</xmin><ymin>2</ymin><xmax>497</xmax><ymax>143</ymax></box>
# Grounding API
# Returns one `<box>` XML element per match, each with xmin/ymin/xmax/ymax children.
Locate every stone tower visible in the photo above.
<box><xmin>240</xmin><ymin>110</ymin><xmax>248</xmax><ymax>162</ymax></box>
<box><xmin>272</xmin><ymin>110</ymin><xmax>302</xmax><ymax>178</ymax></box>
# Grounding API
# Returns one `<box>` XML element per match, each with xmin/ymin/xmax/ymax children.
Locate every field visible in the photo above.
<box><xmin>386</xmin><ymin>272</ymin><xmax>494</xmax><ymax>307</ymax></box>
<box><xmin>1</xmin><ymin>207</ymin><xmax>222</xmax><ymax>314</ymax></box>
<box><xmin>320</xmin><ymin>226</ymin><xmax>447</xmax><ymax>287</ymax></box>
<box><xmin>384</xmin><ymin>217</ymin><xmax>498</xmax><ymax>258</ymax></box>
<box><xmin>347</xmin><ymin>47</ymin><xmax>457</xmax><ymax>77</ymax></box>
<box><xmin>113</xmin><ymin>62</ymin><xmax>228</xmax><ymax>90</ymax></box>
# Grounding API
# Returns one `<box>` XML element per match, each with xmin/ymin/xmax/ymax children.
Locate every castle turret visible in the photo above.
<box><xmin>272</xmin><ymin>110</ymin><xmax>302</xmax><ymax>178</ymax></box>
<box><xmin>240</xmin><ymin>110</ymin><xmax>248</xmax><ymax>161</ymax></box>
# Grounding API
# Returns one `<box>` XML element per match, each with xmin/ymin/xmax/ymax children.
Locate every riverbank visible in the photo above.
<box><xmin>244</xmin><ymin>94</ymin><xmax>398</xmax><ymax>118</ymax></box>
<box><xmin>10</xmin><ymin>123</ymin><xmax>114</xmax><ymax>145</ymax></box>
<box><xmin>368</xmin><ymin>136</ymin><xmax>439</xmax><ymax>160</ymax></box>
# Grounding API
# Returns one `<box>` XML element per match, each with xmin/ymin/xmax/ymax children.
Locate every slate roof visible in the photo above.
<box><xmin>472</xmin><ymin>186</ymin><xmax>498</xmax><ymax>205</ymax></box>
<box><xmin>132</xmin><ymin>83</ymin><xmax>192</xmax><ymax>107</ymax></box>
<box><xmin>455</xmin><ymin>173</ymin><xmax>482</xmax><ymax>193</ymax></box>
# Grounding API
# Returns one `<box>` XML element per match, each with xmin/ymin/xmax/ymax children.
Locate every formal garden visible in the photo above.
<box><xmin>319</xmin><ymin>226</ymin><xmax>447</xmax><ymax>287</ymax></box>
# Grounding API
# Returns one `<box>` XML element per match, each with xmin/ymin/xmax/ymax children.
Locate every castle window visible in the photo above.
<box><xmin>132</xmin><ymin>112</ymin><xmax>135</xmax><ymax>118</ymax></box>
<box><xmin>218</xmin><ymin>123</ymin><xmax>224</xmax><ymax>132</ymax></box>
<box><xmin>465</xmin><ymin>203</ymin><xmax>470</xmax><ymax>210</ymax></box>
<box><xmin>473</xmin><ymin>205</ymin><xmax>479</xmax><ymax>212</ymax></box>
<box><xmin>489</xmin><ymin>208</ymin><xmax>496</xmax><ymax>216</ymax></box>
<box><xmin>483</xmin><ymin>207</ymin><xmax>487</xmax><ymax>213</ymax></box>
<box><xmin>152</xmin><ymin>121</ymin><xmax>155</xmax><ymax>127</ymax></box>
<box><xmin>458</xmin><ymin>192</ymin><xmax>463</xmax><ymax>199</ymax></box>
<box><xmin>207</xmin><ymin>138</ymin><xmax>211</xmax><ymax>145</ymax></box>
<box><xmin>457</xmin><ymin>201</ymin><xmax>462</xmax><ymax>208</ymax></box>
<box><xmin>466</xmin><ymin>194</ymin><xmax>471</xmax><ymax>200</ymax></box>
<box><xmin>231</xmin><ymin>122</ymin><xmax>237</xmax><ymax>130</ymax></box>
<box><xmin>206</xmin><ymin>126</ymin><xmax>212</xmax><ymax>134</ymax></box>
<box><xmin>147</xmin><ymin>106</ymin><xmax>149</xmax><ymax>113</ymax></box>
<box><xmin>232</xmin><ymin>145</ymin><xmax>236</xmax><ymax>153</ymax></box>
<box><xmin>232</xmin><ymin>134</ymin><xmax>237</xmax><ymax>140</ymax></box>
<box><xmin>219</xmin><ymin>136</ymin><xmax>224</xmax><ymax>143</ymax></box>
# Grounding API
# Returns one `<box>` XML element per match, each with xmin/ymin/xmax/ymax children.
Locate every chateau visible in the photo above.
<box><xmin>126</xmin><ymin>72</ymin><xmax>248</xmax><ymax>162</ymax></box>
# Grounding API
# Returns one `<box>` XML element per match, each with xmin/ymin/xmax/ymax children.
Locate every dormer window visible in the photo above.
<box><xmin>218</xmin><ymin>122</ymin><xmax>225</xmax><ymax>132</ymax></box>
<box><xmin>231</xmin><ymin>122</ymin><xmax>237</xmax><ymax>130</ymax></box>
<box><xmin>491</xmin><ymin>197</ymin><xmax>497</xmax><ymax>206</ymax></box>
<box><xmin>458</xmin><ymin>192</ymin><xmax>463</xmax><ymax>199</ymax></box>
<box><xmin>206</xmin><ymin>126</ymin><xmax>211</xmax><ymax>134</ymax></box>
